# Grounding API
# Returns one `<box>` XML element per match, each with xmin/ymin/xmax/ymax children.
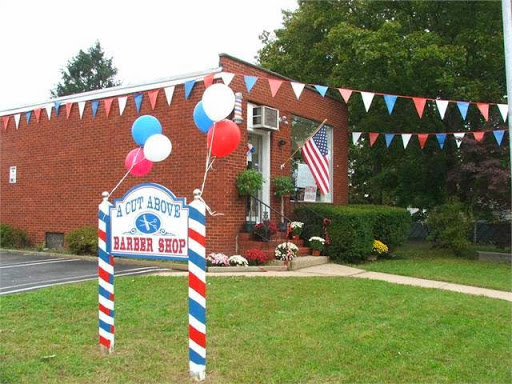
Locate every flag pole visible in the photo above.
<box><xmin>280</xmin><ymin>118</ymin><xmax>328</xmax><ymax>169</ymax></box>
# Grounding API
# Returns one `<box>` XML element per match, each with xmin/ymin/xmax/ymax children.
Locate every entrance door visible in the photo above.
<box><xmin>247</xmin><ymin>131</ymin><xmax>270</xmax><ymax>221</ymax></box>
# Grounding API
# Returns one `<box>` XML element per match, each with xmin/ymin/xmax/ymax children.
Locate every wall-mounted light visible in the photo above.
<box><xmin>278</xmin><ymin>139</ymin><xmax>287</xmax><ymax>147</ymax></box>
<box><xmin>279</xmin><ymin>116</ymin><xmax>288</xmax><ymax>125</ymax></box>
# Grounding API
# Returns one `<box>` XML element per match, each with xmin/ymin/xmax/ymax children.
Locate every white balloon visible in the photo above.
<box><xmin>143</xmin><ymin>134</ymin><xmax>172</xmax><ymax>162</ymax></box>
<box><xmin>201</xmin><ymin>83</ymin><xmax>235</xmax><ymax>122</ymax></box>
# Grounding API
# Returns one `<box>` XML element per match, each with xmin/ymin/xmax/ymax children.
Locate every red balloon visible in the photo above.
<box><xmin>125</xmin><ymin>147</ymin><xmax>153</xmax><ymax>176</ymax></box>
<box><xmin>206</xmin><ymin>120</ymin><xmax>241</xmax><ymax>157</ymax></box>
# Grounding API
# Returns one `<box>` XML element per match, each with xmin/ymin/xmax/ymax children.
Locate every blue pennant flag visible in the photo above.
<box><xmin>91</xmin><ymin>100</ymin><xmax>100</xmax><ymax>117</ymax></box>
<box><xmin>244</xmin><ymin>76</ymin><xmax>258</xmax><ymax>92</ymax></box>
<box><xmin>385</xmin><ymin>133</ymin><xmax>395</xmax><ymax>148</ymax></box>
<box><xmin>184</xmin><ymin>80</ymin><xmax>195</xmax><ymax>100</ymax></box>
<box><xmin>457</xmin><ymin>101</ymin><xmax>470</xmax><ymax>120</ymax></box>
<box><xmin>314</xmin><ymin>85</ymin><xmax>328</xmax><ymax>97</ymax></box>
<box><xmin>493</xmin><ymin>130</ymin><xmax>505</xmax><ymax>146</ymax></box>
<box><xmin>25</xmin><ymin>111</ymin><xmax>32</xmax><ymax>124</ymax></box>
<box><xmin>384</xmin><ymin>95</ymin><xmax>397</xmax><ymax>115</ymax></box>
<box><xmin>436</xmin><ymin>133</ymin><xmax>447</xmax><ymax>149</ymax></box>
<box><xmin>54</xmin><ymin>101</ymin><xmax>61</xmax><ymax>116</ymax></box>
<box><xmin>134</xmin><ymin>93</ymin><xmax>143</xmax><ymax>113</ymax></box>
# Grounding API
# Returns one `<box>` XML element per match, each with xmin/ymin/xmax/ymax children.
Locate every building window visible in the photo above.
<box><xmin>290</xmin><ymin>115</ymin><xmax>333</xmax><ymax>203</ymax></box>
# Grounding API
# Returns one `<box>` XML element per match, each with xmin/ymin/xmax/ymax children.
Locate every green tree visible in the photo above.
<box><xmin>258</xmin><ymin>0</ymin><xmax>509</xmax><ymax>216</ymax></box>
<box><xmin>51</xmin><ymin>41</ymin><xmax>120</xmax><ymax>97</ymax></box>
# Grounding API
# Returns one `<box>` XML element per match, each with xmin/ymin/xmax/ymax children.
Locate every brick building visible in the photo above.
<box><xmin>1</xmin><ymin>54</ymin><xmax>348</xmax><ymax>255</ymax></box>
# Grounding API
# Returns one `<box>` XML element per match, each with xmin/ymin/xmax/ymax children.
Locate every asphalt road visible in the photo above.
<box><xmin>0</xmin><ymin>250</ymin><xmax>170</xmax><ymax>295</ymax></box>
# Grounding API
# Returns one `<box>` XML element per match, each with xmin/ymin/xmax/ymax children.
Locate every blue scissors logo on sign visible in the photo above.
<box><xmin>135</xmin><ymin>213</ymin><xmax>161</xmax><ymax>234</ymax></box>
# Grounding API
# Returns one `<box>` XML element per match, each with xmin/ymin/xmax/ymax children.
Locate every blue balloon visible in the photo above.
<box><xmin>131</xmin><ymin>115</ymin><xmax>162</xmax><ymax>146</ymax></box>
<box><xmin>193</xmin><ymin>101</ymin><xmax>214</xmax><ymax>134</ymax></box>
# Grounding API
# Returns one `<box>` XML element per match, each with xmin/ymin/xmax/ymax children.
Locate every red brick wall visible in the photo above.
<box><xmin>0</xmin><ymin>55</ymin><xmax>347</xmax><ymax>255</ymax></box>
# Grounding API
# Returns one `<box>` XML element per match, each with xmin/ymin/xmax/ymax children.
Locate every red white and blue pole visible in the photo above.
<box><xmin>98</xmin><ymin>191</ymin><xmax>115</xmax><ymax>354</ymax></box>
<box><xmin>187</xmin><ymin>189</ymin><xmax>207</xmax><ymax>380</ymax></box>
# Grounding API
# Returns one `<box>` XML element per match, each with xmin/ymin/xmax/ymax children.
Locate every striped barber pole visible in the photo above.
<box><xmin>98</xmin><ymin>192</ymin><xmax>115</xmax><ymax>354</ymax></box>
<box><xmin>233</xmin><ymin>92</ymin><xmax>243</xmax><ymax>124</ymax></box>
<box><xmin>188</xmin><ymin>190</ymin><xmax>207</xmax><ymax>380</ymax></box>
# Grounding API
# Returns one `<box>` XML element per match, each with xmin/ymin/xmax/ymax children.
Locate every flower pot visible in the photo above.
<box><xmin>245</xmin><ymin>221</ymin><xmax>256</xmax><ymax>233</ymax></box>
<box><xmin>311</xmin><ymin>249</ymin><xmax>321</xmax><ymax>256</ymax></box>
<box><xmin>278</xmin><ymin>222</ymin><xmax>287</xmax><ymax>232</ymax></box>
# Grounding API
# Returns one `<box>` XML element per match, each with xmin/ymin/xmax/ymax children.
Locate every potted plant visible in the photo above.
<box><xmin>289</xmin><ymin>221</ymin><xmax>304</xmax><ymax>239</ymax></box>
<box><xmin>274</xmin><ymin>242</ymin><xmax>299</xmax><ymax>265</ymax></box>
<box><xmin>272</xmin><ymin>176</ymin><xmax>295</xmax><ymax>231</ymax></box>
<box><xmin>308</xmin><ymin>236</ymin><xmax>325</xmax><ymax>256</ymax></box>
<box><xmin>370</xmin><ymin>239</ymin><xmax>389</xmax><ymax>261</ymax></box>
<box><xmin>236</xmin><ymin>169</ymin><xmax>263</xmax><ymax>233</ymax></box>
<box><xmin>253</xmin><ymin>220</ymin><xmax>277</xmax><ymax>241</ymax></box>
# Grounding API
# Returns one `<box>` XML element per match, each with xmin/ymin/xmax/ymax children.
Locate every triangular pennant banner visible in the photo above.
<box><xmin>352</xmin><ymin>132</ymin><xmax>362</xmax><ymax>145</ymax></box>
<box><xmin>14</xmin><ymin>114</ymin><xmax>20</xmax><ymax>129</ymax></box>
<box><xmin>476</xmin><ymin>103</ymin><xmax>489</xmax><ymax>121</ymax></box>
<box><xmin>220</xmin><ymin>72</ymin><xmax>235</xmax><ymax>86</ymax></box>
<box><xmin>413</xmin><ymin>97</ymin><xmax>427</xmax><ymax>118</ymax></box>
<box><xmin>493</xmin><ymin>130</ymin><xmax>505</xmax><ymax>146</ymax></box>
<box><xmin>435</xmin><ymin>99</ymin><xmax>449</xmax><ymax>119</ymax></box>
<box><xmin>134</xmin><ymin>93</ymin><xmax>143</xmax><ymax>113</ymax></box>
<box><xmin>268</xmin><ymin>79</ymin><xmax>283</xmax><ymax>97</ymax></box>
<box><xmin>457</xmin><ymin>101</ymin><xmax>470</xmax><ymax>120</ymax></box>
<box><xmin>203</xmin><ymin>74</ymin><xmax>215</xmax><ymax>88</ymax></box>
<box><xmin>244</xmin><ymin>76</ymin><xmax>258</xmax><ymax>92</ymax></box>
<box><xmin>118</xmin><ymin>96</ymin><xmax>127</xmax><ymax>115</ymax></box>
<box><xmin>65</xmin><ymin>103</ymin><xmax>73</xmax><ymax>119</ymax></box>
<box><xmin>314</xmin><ymin>85</ymin><xmax>328</xmax><ymax>97</ymax></box>
<box><xmin>401</xmin><ymin>133</ymin><xmax>412</xmax><ymax>149</ymax></box>
<box><xmin>369</xmin><ymin>132</ymin><xmax>379</xmax><ymax>147</ymax></box>
<box><xmin>2</xmin><ymin>116</ymin><xmax>10</xmax><ymax>130</ymax></box>
<box><xmin>361</xmin><ymin>92</ymin><xmax>375</xmax><ymax>112</ymax></box>
<box><xmin>497</xmin><ymin>104</ymin><xmax>508</xmax><ymax>122</ymax></box>
<box><xmin>418</xmin><ymin>133</ymin><xmax>429</xmax><ymax>149</ymax></box>
<box><xmin>184</xmin><ymin>80</ymin><xmax>195</xmax><ymax>100</ymax></box>
<box><xmin>45</xmin><ymin>104</ymin><xmax>52</xmax><ymax>120</ymax></box>
<box><xmin>91</xmin><ymin>100</ymin><xmax>100</xmax><ymax>117</ymax></box>
<box><xmin>164</xmin><ymin>86</ymin><xmax>175</xmax><ymax>106</ymax></box>
<box><xmin>453</xmin><ymin>133</ymin><xmax>465</xmax><ymax>148</ymax></box>
<box><xmin>385</xmin><ymin>133</ymin><xmax>395</xmax><ymax>148</ymax></box>
<box><xmin>34</xmin><ymin>108</ymin><xmax>41</xmax><ymax>123</ymax></box>
<box><xmin>472</xmin><ymin>131</ymin><xmax>485</xmax><ymax>142</ymax></box>
<box><xmin>436</xmin><ymin>133</ymin><xmax>447</xmax><ymax>149</ymax></box>
<box><xmin>148</xmin><ymin>89</ymin><xmax>159</xmax><ymax>110</ymax></box>
<box><xmin>290</xmin><ymin>82</ymin><xmax>305</xmax><ymax>100</ymax></box>
<box><xmin>25</xmin><ymin>111</ymin><xmax>32</xmax><ymax>124</ymax></box>
<box><xmin>104</xmin><ymin>98</ymin><xmax>114</xmax><ymax>117</ymax></box>
<box><xmin>384</xmin><ymin>95</ymin><xmax>397</xmax><ymax>115</ymax></box>
<box><xmin>54</xmin><ymin>101</ymin><xmax>61</xmax><ymax>116</ymax></box>
<box><xmin>78</xmin><ymin>101</ymin><xmax>86</xmax><ymax>119</ymax></box>
<box><xmin>338</xmin><ymin>88</ymin><xmax>353</xmax><ymax>103</ymax></box>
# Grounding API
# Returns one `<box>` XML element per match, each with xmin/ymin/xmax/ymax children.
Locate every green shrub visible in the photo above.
<box><xmin>427</xmin><ymin>202</ymin><xmax>471</xmax><ymax>255</ymax></box>
<box><xmin>0</xmin><ymin>223</ymin><xmax>30</xmax><ymax>248</ymax></box>
<box><xmin>66</xmin><ymin>226</ymin><xmax>97</xmax><ymax>255</ymax></box>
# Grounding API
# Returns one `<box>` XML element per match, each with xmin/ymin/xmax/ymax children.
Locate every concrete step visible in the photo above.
<box><xmin>289</xmin><ymin>256</ymin><xmax>329</xmax><ymax>271</ymax></box>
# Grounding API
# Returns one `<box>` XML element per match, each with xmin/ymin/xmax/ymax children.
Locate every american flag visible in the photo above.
<box><xmin>301</xmin><ymin>125</ymin><xmax>330</xmax><ymax>194</ymax></box>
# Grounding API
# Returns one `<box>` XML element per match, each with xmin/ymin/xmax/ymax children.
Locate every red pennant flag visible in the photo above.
<box><xmin>148</xmin><ymin>90</ymin><xmax>159</xmax><ymax>110</ymax></box>
<box><xmin>104</xmin><ymin>98</ymin><xmax>114</xmax><ymax>117</ymax></box>
<box><xmin>413</xmin><ymin>98</ymin><xmax>427</xmax><ymax>118</ymax></box>
<box><xmin>418</xmin><ymin>133</ymin><xmax>429</xmax><ymax>149</ymax></box>
<box><xmin>2</xmin><ymin>116</ymin><xmax>10</xmax><ymax>130</ymax></box>
<box><xmin>476</xmin><ymin>103</ymin><xmax>489</xmax><ymax>121</ymax></box>
<box><xmin>33</xmin><ymin>108</ymin><xmax>41</xmax><ymax>123</ymax></box>
<box><xmin>268</xmin><ymin>79</ymin><xmax>283</xmax><ymax>97</ymax></box>
<box><xmin>473</xmin><ymin>131</ymin><xmax>485</xmax><ymax>142</ymax></box>
<box><xmin>369</xmin><ymin>132</ymin><xmax>379</xmax><ymax>147</ymax></box>
<box><xmin>65</xmin><ymin>103</ymin><xmax>73</xmax><ymax>119</ymax></box>
<box><xmin>338</xmin><ymin>88</ymin><xmax>353</xmax><ymax>103</ymax></box>
<box><xmin>203</xmin><ymin>74</ymin><xmax>214</xmax><ymax>88</ymax></box>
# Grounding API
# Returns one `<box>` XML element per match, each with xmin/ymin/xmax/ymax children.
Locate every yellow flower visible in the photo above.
<box><xmin>373</xmin><ymin>240</ymin><xmax>388</xmax><ymax>254</ymax></box>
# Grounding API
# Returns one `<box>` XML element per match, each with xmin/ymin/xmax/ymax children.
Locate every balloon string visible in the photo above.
<box><xmin>109</xmin><ymin>148</ymin><xmax>143</xmax><ymax>198</ymax></box>
<box><xmin>200</xmin><ymin>124</ymin><xmax>223</xmax><ymax>216</ymax></box>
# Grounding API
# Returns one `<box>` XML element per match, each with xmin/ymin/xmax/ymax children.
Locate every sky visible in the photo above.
<box><xmin>0</xmin><ymin>0</ymin><xmax>298</xmax><ymax>111</ymax></box>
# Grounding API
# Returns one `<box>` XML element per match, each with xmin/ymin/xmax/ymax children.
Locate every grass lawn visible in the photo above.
<box><xmin>356</xmin><ymin>242</ymin><xmax>511</xmax><ymax>292</ymax></box>
<box><xmin>1</xmin><ymin>276</ymin><xmax>511</xmax><ymax>383</ymax></box>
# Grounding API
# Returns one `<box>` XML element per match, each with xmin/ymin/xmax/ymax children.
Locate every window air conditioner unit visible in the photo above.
<box><xmin>252</xmin><ymin>106</ymin><xmax>279</xmax><ymax>131</ymax></box>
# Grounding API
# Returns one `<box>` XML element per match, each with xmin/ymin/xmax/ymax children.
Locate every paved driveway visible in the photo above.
<box><xmin>0</xmin><ymin>250</ymin><xmax>169</xmax><ymax>295</ymax></box>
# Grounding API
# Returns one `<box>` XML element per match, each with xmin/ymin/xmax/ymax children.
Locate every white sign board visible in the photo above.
<box><xmin>9</xmin><ymin>166</ymin><xmax>16</xmax><ymax>183</ymax></box>
<box><xmin>109</xmin><ymin>183</ymin><xmax>189</xmax><ymax>260</ymax></box>
<box><xmin>303</xmin><ymin>186</ymin><xmax>318</xmax><ymax>202</ymax></box>
<box><xmin>296</xmin><ymin>163</ymin><xmax>316</xmax><ymax>188</ymax></box>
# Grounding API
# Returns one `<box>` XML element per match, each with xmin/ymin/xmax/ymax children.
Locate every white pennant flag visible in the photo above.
<box><xmin>497</xmin><ymin>104</ymin><xmax>508</xmax><ymax>122</ymax></box>
<box><xmin>118</xmin><ymin>96</ymin><xmax>128</xmax><ymax>115</ymax></box>
<box><xmin>45</xmin><ymin>104</ymin><xmax>53</xmax><ymax>120</ymax></box>
<box><xmin>435</xmin><ymin>99</ymin><xmax>449</xmax><ymax>119</ymax></box>
<box><xmin>164</xmin><ymin>86</ymin><xmax>175</xmax><ymax>106</ymax></box>
<box><xmin>360</xmin><ymin>92</ymin><xmax>375</xmax><ymax>112</ymax></box>
<box><xmin>290</xmin><ymin>82</ymin><xmax>305</xmax><ymax>100</ymax></box>
<box><xmin>220</xmin><ymin>72</ymin><xmax>235</xmax><ymax>86</ymax></box>
<box><xmin>78</xmin><ymin>101</ymin><xmax>86</xmax><ymax>119</ymax></box>
<box><xmin>401</xmin><ymin>133</ymin><xmax>412</xmax><ymax>148</ymax></box>
<box><xmin>14</xmin><ymin>113</ymin><xmax>21</xmax><ymax>129</ymax></box>
<box><xmin>453</xmin><ymin>132</ymin><xmax>465</xmax><ymax>148</ymax></box>
<box><xmin>352</xmin><ymin>132</ymin><xmax>362</xmax><ymax>145</ymax></box>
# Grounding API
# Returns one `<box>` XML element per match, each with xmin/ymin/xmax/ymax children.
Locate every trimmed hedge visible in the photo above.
<box><xmin>295</xmin><ymin>205</ymin><xmax>411</xmax><ymax>263</ymax></box>
<box><xmin>0</xmin><ymin>223</ymin><xmax>30</xmax><ymax>248</ymax></box>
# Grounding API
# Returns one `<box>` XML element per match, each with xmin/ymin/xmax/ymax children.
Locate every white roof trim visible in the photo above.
<box><xmin>0</xmin><ymin>66</ymin><xmax>223</xmax><ymax>117</ymax></box>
